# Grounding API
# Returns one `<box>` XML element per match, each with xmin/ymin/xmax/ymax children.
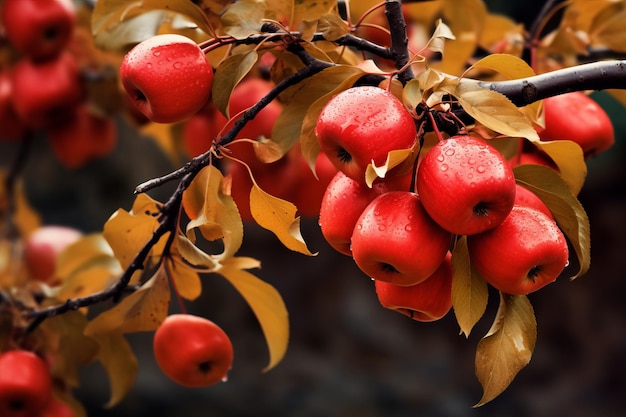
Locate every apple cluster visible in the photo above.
<box><xmin>0</xmin><ymin>0</ymin><xmax>117</xmax><ymax>168</ymax></box>
<box><xmin>316</xmin><ymin>85</ymin><xmax>572</xmax><ymax>321</ymax></box>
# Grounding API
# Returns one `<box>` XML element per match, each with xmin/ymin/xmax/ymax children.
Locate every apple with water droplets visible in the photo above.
<box><xmin>120</xmin><ymin>34</ymin><xmax>214</xmax><ymax>123</ymax></box>
<box><xmin>351</xmin><ymin>191</ymin><xmax>451</xmax><ymax>286</ymax></box>
<box><xmin>375</xmin><ymin>252</ymin><xmax>453</xmax><ymax>322</ymax></box>
<box><xmin>315</xmin><ymin>86</ymin><xmax>417</xmax><ymax>183</ymax></box>
<box><xmin>417</xmin><ymin>135</ymin><xmax>516</xmax><ymax>236</ymax></box>
<box><xmin>467</xmin><ymin>206</ymin><xmax>569</xmax><ymax>295</ymax></box>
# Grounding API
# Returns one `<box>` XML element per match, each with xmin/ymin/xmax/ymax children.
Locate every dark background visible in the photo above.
<box><xmin>3</xmin><ymin>0</ymin><xmax>626</xmax><ymax>416</ymax></box>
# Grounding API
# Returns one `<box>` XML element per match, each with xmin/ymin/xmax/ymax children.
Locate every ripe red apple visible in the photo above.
<box><xmin>46</xmin><ymin>105</ymin><xmax>117</xmax><ymax>168</ymax></box>
<box><xmin>0</xmin><ymin>71</ymin><xmax>27</xmax><ymax>140</ymax></box>
<box><xmin>23</xmin><ymin>225</ymin><xmax>83</xmax><ymax>284</ymax></box>
<box><xmin>417</xmin><ymin>135</ymin><xmax>516</xmax><ymax>236</ymax></box>
<box><xmin>539</xmin><ymin>92</ymin><xmax>615</xmax><ymax>158</ymax></box>
<box><xmin>120</xmin><ymin>34</ymin><xmax>214</xmax><ymax>123</ymax></box>
<box><xmin>514</xmin><ymin>183</ymin><xmax>552</xmax><ymax>219</ymax></box>
<box><xmin>0</xmin><ymin>350</ymin><xmax>53</xmax><ymax>417</ymax></box>
<box><xmin>375</xmin><ymin>252</ymin><xmax>453</xmax><ymax>322</ymax></box>
<box><xmin>183</xmin><ymin>104</ymin><xmax>226</xmax><ymax>158</ymax></box>
<box><xmin>11</xmin><ymin>52</ymin><xmax>85</xmax><ymax>130</ymax></box>
<box><xmin>153</xmin><ymin>314</ymin><xmax>234</xmax><ymax>387</ymax></box>
<box><xmin>351</xmin><ymin>191</ymin><xmax>451</xmax><ymax>286</ymax></box>
<box><xmin>318</xmin><ymin>170</ymin><xmax>411</xmax><ymax>256</ymax></box>
<box><xmin>289</xmin><ymin>148</ymin><xmax>338</xmax><ymax>218</ymax></box>
<box><xmin>315</xmin><ymin>86</ymin><xmax>417</xmax><ymax>182</ymax></box>
<box><xmin>467</xmin><ymin>206</ymin><xmax>569</xmax><ymax>295</ymax></box>
<box><xmin>41</xmin><ymin>396</ymin><xmax>75</xmax><ymax>417</ymax></box>
<box><xmin>0</xmin><ymin>0</ymin><xmax>76</xmax><ymax>62</ymax></box>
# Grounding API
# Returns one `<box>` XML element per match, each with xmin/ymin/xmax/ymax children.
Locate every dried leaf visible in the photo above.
<box><xmin>424</xmin><ymin>19</ymin><xmax>456</xmax><ymax>56</ymax></box>
<box><xmin>249</xmin><ymin>184</ymin><xmax>315</xmax><ymax>256</ymax></box>
<box><xmin>218</xmin><ymin>257</ymin><xmax>289</xmax><ymax>372</ymax></box>
<box><xmin>173</xmin><ymin>233</ymin><xmax>218</xmax><ymax>271</ymax></box>
<box><xmin>84</xmin><ymin>267</ymin><xmax>170</xmax><ymax>335</ymax></box>
<box><xmin>451</xmin><ymin>237</ymin><xmax>489</xmax><ymax>338</ymax></box>
<box><xmin>90</xmin><ymin>332</ymin><xmax>139</xmax><ymax>408</ymax></box>
<box><xmin>474</xmin><ymin>293</ymin><xmax>536</xmax><ymax>407</ymax></box>
<box><xmin>589</xmin><ymin>2</ymin><xmax>626</xmax><ymax>52</ymax></box>
<box><xmin>513</xmin><ymin>164</ymin><xmax>590</xmax><ymax>279</ymax></box>
<box><xmin>165</xmin><ymin>257</ymin><xmax>203</xmax><ymax>301</ymax></box>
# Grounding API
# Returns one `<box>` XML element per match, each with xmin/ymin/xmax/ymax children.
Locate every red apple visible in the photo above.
<box><xmin>539</xmin><ymin>92</ymin><xmax>614</xmax><ymax>158</ymax></box>
<box><xmin>23</xmin><ymin>225</ymin><xmax>83</xmax><ymax>284</ymax></box>
<box><xmin>11</xmin><ymin>52</ymin><xmax>85</xmax><ymax>130</ymax></box>
<box><xmin>375</xmin><ymin>252</ymin><xmax>453</xmax><ymax>322</ymax></box>
<box><xmin>417</xmin><ymin>135</ymin><xmax>516</xmax><ymax>236</ymax></box>
<box><xmin>46</xmin><ymin>105</ymin><xmax>117</xmax><ymax>169</ymax></box>
<box><xmin>0</xmin><ymin>350</ymin><xmax>53</xmax><ymax>417</ymax></box>
<box><xmin>351</xmin><ymin>191</ymin><xmax>452</xmax><ymax>286</ymax></box>
<box><xmin>514</xmin><ymin>183</ymin><xmax>552</xmax><ymax>219</ymax></box>
<box><xmin>289</xmin><ymin>148</ymin><xmax>338</xmax><ymax>218</ymax></box>
<box><xmin>315</xmin><ymin>86</ymin><xmax>417</xmax><ymax>182</ymax></box>
<box><xmin>153</xmin><ymin>314</ymin><xmax>233</xmax><ymax>387</ymax></box>
<box><xmin>1</xmin><ymin>0</ymin><xmax>76</xmax><ymax>62</ymax></box>
<box><xmin>0</xmin><ymin>71</ymin><xmax>27</xmax><ymax>140</ymax></box>
<box><xmin>120</xmin><ymin>34</ymin><xmax>214</xmax><ymax>123</ymax></box>
<box><xmin>467</xmin><ymin>206</ymin><xmax>569</xmax><ymax>295</ymax></box>
<box><xmin>318</xmin><ymin>170</ymin><xmax>411</xmax><ymax>256</ymax></box>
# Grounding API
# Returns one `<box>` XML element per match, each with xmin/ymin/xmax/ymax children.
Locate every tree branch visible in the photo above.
<box><xmin>480</xmin><ymin>60</ymin><xmax>626</xmax><ymax>106</ymax></box>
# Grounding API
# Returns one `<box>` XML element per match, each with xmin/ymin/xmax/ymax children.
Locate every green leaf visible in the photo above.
<box><xmin>474</xmin><ymin>293</ymin><xmax>536</xmax><ymax>407</ymax></box>
<box><xmin>249</xmin><ymin>184</ymin><xmax>316</xmax><ymax>256</ymax></box>
<box><xmin>217</xmin><ymin>257</ymin><xmax>289</xmax><ymax>372</ymax></box>
<box><xmin>451</xmin><ymin>237</ymin><xmax>489</xmax><ymax>338</ymax></box>
<box><xmin>213</xmin><ymin>50</ymin><xmax>260</xmax><ymax>118</ymax></box>
<box><xmin>513</xmin><ymin>164</ymin><xmax>591</xmax><ymax>279</ymax></box>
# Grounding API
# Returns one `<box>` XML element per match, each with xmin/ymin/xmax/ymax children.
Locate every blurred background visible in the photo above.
<box><xmin>2</xmin><ymin>0</ymin><xmax>626</xmax><ymax>416</ymax></box>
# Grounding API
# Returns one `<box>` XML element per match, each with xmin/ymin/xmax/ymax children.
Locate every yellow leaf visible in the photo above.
<box><xmin>55</xmin><ymin>234</ymin><xmax>117</xmax><ymax>281</ymax></box>
<box><xmin>90</xmin><ymin>332</ymin><xmax>139</xmax><ymax>408</ymax></box>
<box><xmin>166</xmin><ymin>257</ymin><xmax>203</xmax><ymax>301</ymax></box>
<box><xmin>183</xmin><ymin>165</ymin><xmax>244</xmax><ymax>260</ymax></box>
<box><xmin>249</xmin><ymin>138</ymin><xmax>285</xmax><ymax>163</ymax></box>
<box><xmin>218</xmin><ymin>257</ymin><xmax>289</xmax><ymax>372</ymax></box>
<box><xmin>212</xmin><ymin>49</ymin><xmax>259</xmax><ymax>118</ymax></box>
<box><xmin>317</xmin><ymin>13</ymin><xmax>351</xmax><ymax>41</ymax></box>
<box><xmin>103</xmin><ymin>194</ymin><xmax>169</xmax><ymax>271</ymax></box>
<box><xmin>514</xmin><ymin>165</ymin><xmax>590</xmax><ymax>279</ymax></box>
<box><xmin>221</xmin><ymin>0</ymin><xmax>266</xmax><ymax>38</ymax></box>
<box><xmin>173</xmin><ymin>233</ymin><xmax>218</xmax><ymax>271</ymax></box>
<box><xmin>250</xmin><ymin>184</ymin><xmax>315</xmax><ymax>256</ymax></box>
<box><xmin>589</xmin><ymin>2</ymin><xmax>626</xmax><ymax>52</ymax></box>
<box><xmin>531</xmin><ymin>140</ymin><xmax>587</xmax><ymax>196</ymax></box>
<box><xmin>451</xmin><ymin>237</ymin><xmax>489</xmax><ymax>338</ymax></box>
<box><xmin>424</xmin><ymin>19</ymin><xmax>456</xmax><ymax>56</ymax></box>
<box><xmin>0</xmin><ymin>171</ymin><xmax>41</xmax><ymax>238</ymax></box>
<box><xmin>364</xmin><ymin>148</ymin><xmax>417</xmax><ymax>188</ymax></box>
<box><xmin>84</xmin><ymin>267</ymin><xmax>170</xmax><ymax>335</ymax></box>
<box><xmin>474</xmin><ymin>293</ymin><xmax>536</xmax><ymax>407</ymax></box>
<box><xmin>453</xmin><ymin>80</ymin><xmax>539</xmax><ymax>141</ymax></box>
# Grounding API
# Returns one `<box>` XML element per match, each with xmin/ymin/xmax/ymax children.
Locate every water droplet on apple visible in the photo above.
<box><xmin>153</xmin><ymin>51</ymin><xmax>161</xmax><ymax>57</ymax></box>
<box><xmin>477</xmin><ymin>165</ymin><xmax>486</xmax><ymax>173</ymax></box>
<box><xmin>437</xmin><ymin>155</ymin><xmax>445</xmax><ymax>162</ymax></box>
<box><xmin>378</xmin><ymin>225</ymin><xmax>386</xmax><ymax>231</ymax></box>
<box><xmin>444</xmin><ymin>148</ymin><xmax>455</xmax><ymax>156</ymax></box>
<box><xmin>173</xmin><ymin>62</ymin><xmax>183</xmax><ymax>69</ymax></box>
<box><xmin>440</xmin><ymin>164</ymin><xmax>448</xmax><ymax>172</ymax></box>
<box><xmin>405</xmin><ymin>224</ymin><xmax>412</xmax><ymax>232</ymax></box>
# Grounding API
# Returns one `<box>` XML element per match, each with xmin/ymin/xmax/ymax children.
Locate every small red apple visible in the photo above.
<box><xmin>315</xmin><ymin>86</ymin><xmax>417</xmax><ymax>182</ymax></box>
<box><xmin>417</xmin><ymin>135</ymin><xmax>516</xmax><ymax>236</ymax></box>
<box><xmin>23</xmin><ymin>225</ymin><xmax>83</xmax><ymax>284</ymax></box>
<box><xmin>375</xmin><ymin>252</ymin><xmax>453</xmax><ymax>322</ymax></box>
<box><xmin>0</xmin><ymin>0</ymin><xmax>76</xmax><ymax>62</ymax></box>
<box><xmin>0</xmin><ymin>350</ymin><xmax>53</xmax><ymax>417</ymax></box>
<box><xmin>351</xmin><ymin>191</ymin><xmax>452</xmax><ymax>286</ymax></box>
<box><xmin>539</xmin><ymin>92</ymin><xmax>614</xmax><ymax>158</ymax></box>
<box><xmin>0</xmin><ymin>71</ymin><xmax>27</xmax><ymax>140</ymax></box>
<box><xmin>514</xmin><ymin>183</ymin><xmax>552</xmax><ymax>219</ymax></box>
<box><xmin>467</xmin><ymin>206</ymin><xmax>569</xmax><ymax>295</ymax></box>
<box><xmin>11</xmin><ymin>52</ymin><xmax>85</xmax><ymax>130</ymax></box>
<box><xmin>120</xmin><ymin>34</ymin><xmax>214</xmax><ymax>123</ymax></box>
<box><xmin>153</xmin><ymin>314</ymin><xmax>234</xmax><ymax>387</ymax></box>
